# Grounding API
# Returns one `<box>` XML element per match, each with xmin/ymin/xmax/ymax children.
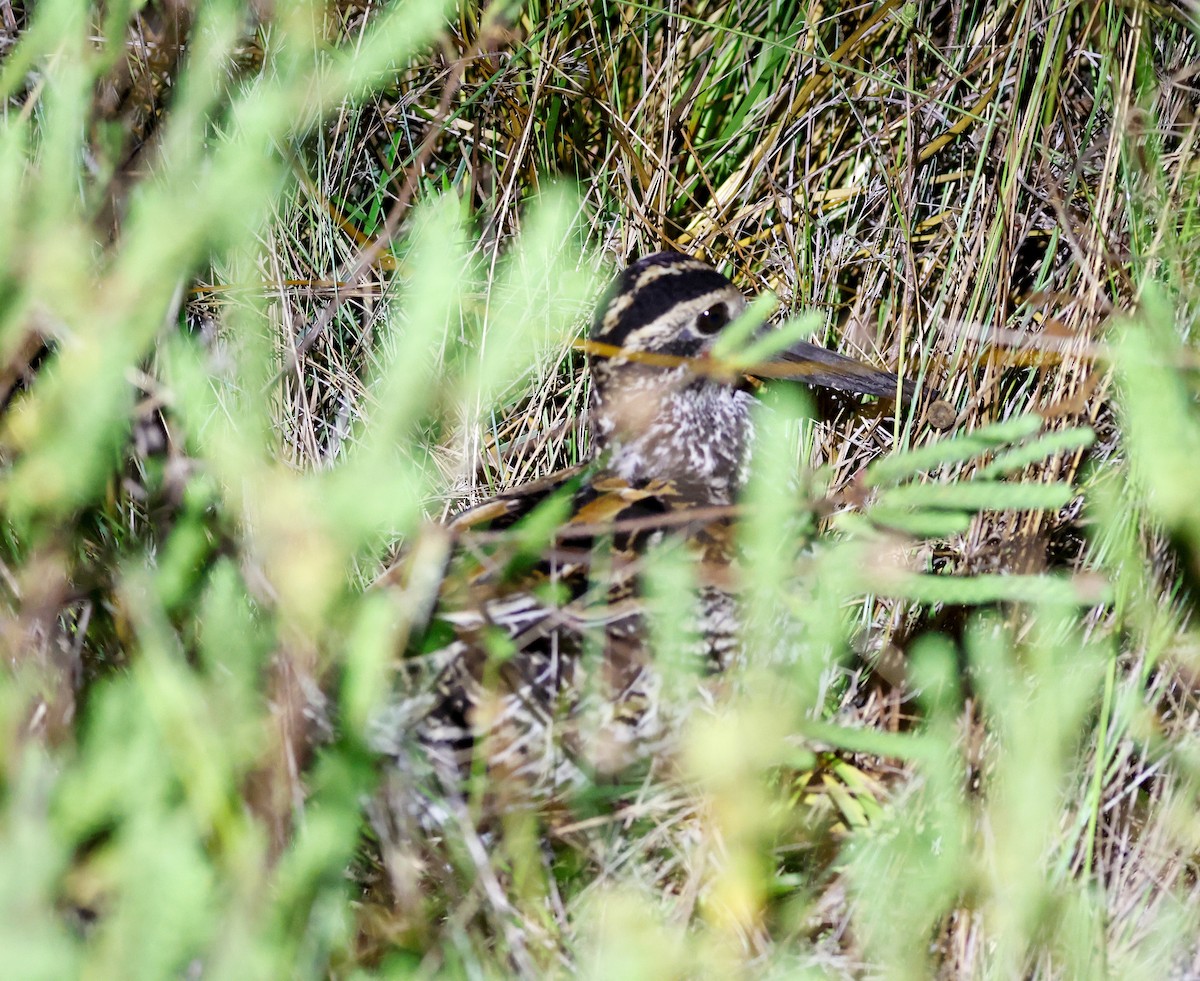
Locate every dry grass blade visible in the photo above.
<box><xmin>3</xmin><ymin>1</ymin><xmax>1200</xmax><ymax>978</ymax></box>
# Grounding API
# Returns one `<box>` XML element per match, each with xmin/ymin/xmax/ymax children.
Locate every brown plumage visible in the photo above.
<box><xmin>374</xmin><ymin>251</ymin><xmax>922</xmax><ymax>814</ymax></box>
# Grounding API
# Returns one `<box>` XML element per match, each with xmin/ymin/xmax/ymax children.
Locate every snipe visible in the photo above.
<box><xmin>376</xmin><ymin>251</ymin><xmax>923</xmax><ymax>809</ymax></box>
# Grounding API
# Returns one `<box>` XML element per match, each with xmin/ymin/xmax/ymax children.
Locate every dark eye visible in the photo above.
<box><xmin>694</xmin><ymin>303</ymin><xmax>729</xmax><ymax>336</ymax></box>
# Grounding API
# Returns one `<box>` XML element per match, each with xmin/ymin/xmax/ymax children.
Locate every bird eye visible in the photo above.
<box><xmin>694</xmin><ymin>303</ymin><xmax>729</xmax><ymax>336</ymax></box>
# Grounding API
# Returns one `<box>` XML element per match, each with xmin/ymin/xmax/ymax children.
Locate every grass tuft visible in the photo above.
<box><xmin>2</xmin><ymin>0</ymin><xmax>1200</xmax><ymax>976</ymax></box>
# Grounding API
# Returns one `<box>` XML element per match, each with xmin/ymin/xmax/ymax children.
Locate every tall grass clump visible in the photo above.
<box><xmin>2</xmin><ymin>1</ymin><xmax>1200</xmax><ymax>978</ymax></box>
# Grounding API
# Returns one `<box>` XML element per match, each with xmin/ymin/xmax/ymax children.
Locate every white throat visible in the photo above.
<box><xmin>590</xmin><ymin>369</ymin><xmax>755</xmax><ymax>505</ymax></box>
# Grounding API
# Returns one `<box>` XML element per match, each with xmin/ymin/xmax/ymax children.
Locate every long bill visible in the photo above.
<box><xmin>751</xmin><ymin>338</ymin><xmax>920</xmax><ymax>400</ymax></box>
<box><xmin>574</xmin><ymin>338</ymin><xmax>925</xmax><ymax>401</ymax></box>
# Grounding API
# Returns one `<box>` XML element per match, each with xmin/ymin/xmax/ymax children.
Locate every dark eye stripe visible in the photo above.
<box><xmin>592</xmin><ymin>259</ymin><xmax>735</xmax><ymax>346</ymax></box>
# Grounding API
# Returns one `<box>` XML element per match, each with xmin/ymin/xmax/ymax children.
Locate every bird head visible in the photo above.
<box><xmin>589</xmin><ymin>251</ymin><xmax>748</xmax><ymax>365</ymax></box>
<box><xmin>585</xmin><ymin>251</ymin><xmax>918</xmax><ymax>502</ymax></box>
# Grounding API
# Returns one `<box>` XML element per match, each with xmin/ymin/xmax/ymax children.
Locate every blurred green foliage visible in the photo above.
<box><xmin>1</xmin><ymin>1</ymin><xmax>1199</xmax><ymax>978</ymax></box>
